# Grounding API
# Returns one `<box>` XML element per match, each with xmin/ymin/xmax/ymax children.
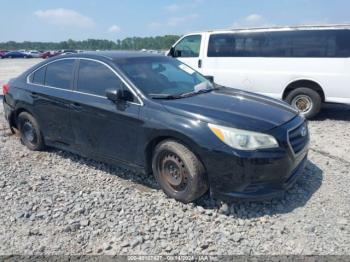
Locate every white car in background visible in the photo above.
<box><xmin>168</xmin><ymin>24</ymin><xmax>350</xmax><ymax>118</ymax></box>
<box><xmin>25</xmin><ymin>50</ymin><xmax>42</xmax><ymax>58</ymax></box>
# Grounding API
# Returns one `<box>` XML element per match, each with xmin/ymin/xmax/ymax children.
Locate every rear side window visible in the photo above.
<box><xmin>77</xmin><ymin>60</ymin><xmax>124</xmax><ymax>96</ymax></box>
<box><xmin>32</xmin><ymin>66</ymin><xmax>46</xmax><ymax>85</ymax></box>
<box><xmin>45</xmin><ymin>59</ymin><xmax>75</xmax><ymax>89</ymax></box>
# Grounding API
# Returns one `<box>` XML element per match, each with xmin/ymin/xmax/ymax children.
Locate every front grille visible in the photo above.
<box><xmin>288</xmin><ymin>122</ymin><xmax>308</xmax><ymax>154</ymax></box>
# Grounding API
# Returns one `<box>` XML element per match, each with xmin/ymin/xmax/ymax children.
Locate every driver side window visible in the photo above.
<box><xmin>173</xmin><ymin>35</ymin><xmax>202</xmax><ymax>58</ymax></box>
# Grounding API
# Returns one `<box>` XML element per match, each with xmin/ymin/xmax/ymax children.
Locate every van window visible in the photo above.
<box><xmin>174</xmin><ymin>35</ymin><xmax>201</xmax><ymax>58</ymax></box>
<box><xmin>208</xmin><ymin>33</ymin><xmax>267</xmax><ymax>57</ymax></box>
<box><xmin>207</xmin><ymin>30</ymin><xmax>350</xmax><ymax>58</ymax></box>
<box><xmin>45</xmin><ymin>59</ymin><xmax>75</xmax><ymax>89</ymax></box>
<box><xmin>32</xmin><ymin>66</ymin><xmax>46</xmax><ymax>85</ymax></box>
<box><xmin>77</xmin><ymin>60</ymin><xmax>124</xmax><ymax>97</ymax></box>
<box><xmin>289</xmin><ymin>31</ymin><xmax>335</xmax><ymax>57</ymax></box>
<box><xmin>234</xmin><ymin>34</ymin><xmax>265</xmax><ymax>57</ymax></box>
<box><xmin>332</xmin><ymin>30</ymin><xmax>350</xmax><ymax>57</ymax></box>
<box><xmin>207</xmin><ymin>34</ymin><xmax>235</xmax><ymax>57</ymax></box>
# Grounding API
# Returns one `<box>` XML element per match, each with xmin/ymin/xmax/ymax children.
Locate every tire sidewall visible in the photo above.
<box><xmin>152</xmin><ymin>141</ymin><xmax>206</xmax><ymax>203</ymax></box>
<box><xmin>18</xmin><ymin>112</ymin><xmax>44</xmax><ymax>151</ymax></box>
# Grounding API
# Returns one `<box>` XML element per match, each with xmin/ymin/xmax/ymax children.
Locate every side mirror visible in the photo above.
<box><xmin>204</xmin><ymin>75</ymin><xmax>214</xmax><ymax>83</ymax></box>
<box><xmin>106</xmin><ymin>88</ymin><xmax>133</xmax><ymax>103</ymax></box>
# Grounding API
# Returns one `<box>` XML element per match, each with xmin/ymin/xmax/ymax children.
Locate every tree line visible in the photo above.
<box><xmin>0</xmin><ymin>35</ymin><xmax>181</xmax><ymax>51</ymax></box>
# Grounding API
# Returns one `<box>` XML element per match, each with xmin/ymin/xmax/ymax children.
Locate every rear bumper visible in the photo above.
<box><xmin>201</xmin><ymin>116</ymin><xmax>309</xmax><ymax>201</ymax></box>
<box><xmin>3</xmin><ymin>99</ymin><xmax>15</xmax><ymax>125</ymax></box>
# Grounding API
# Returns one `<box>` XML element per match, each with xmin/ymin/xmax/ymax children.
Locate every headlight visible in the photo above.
<box><xmin>208</xmin><ymin>123</ymin><xmax>279</xmax><ymax>150</ymax></box>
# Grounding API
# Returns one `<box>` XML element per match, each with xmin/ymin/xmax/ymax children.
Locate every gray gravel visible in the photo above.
<box><xmin>0</xmin><ymin>58</ymin><xmax>41</xmax><ymax>91</ymax></box>
<box><xmin>0</xmin><ymin>59</ymin><xmax>350</xmax><ymax>255</ymax></box>
<box><xmin>1</xmin><ymin>104</ymin><xmax>350</xmax><ymax>255</ymax></box>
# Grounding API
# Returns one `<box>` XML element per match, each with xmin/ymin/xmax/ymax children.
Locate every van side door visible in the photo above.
<box><xmin>170</xmin><ymin>34</ymin><xmax>204</xmax><ymax>72</ymax></box>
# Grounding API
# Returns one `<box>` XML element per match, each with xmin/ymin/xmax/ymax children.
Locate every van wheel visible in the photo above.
<box><xmin>285</xmin><ymin>88</ymin><xmax>322</xmax><ymax>118</ymax></box>
<box><xmin>18</xmin><ymin>112</ymin><xmax>45</xmax><ymax>151</ymax></box>
<box><xmin>152</xmin><ymin>140</ymin><xmax>208</xmax><ymax>203</ymax></box>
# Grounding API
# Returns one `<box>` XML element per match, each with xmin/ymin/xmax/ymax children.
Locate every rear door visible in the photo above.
<box><xmin>171</xmin><ymin>34</ymin><xmax>204</xmax><ymax>73</ymax></box>
<box><xmin>27</xmin><ymin>58</ymin><xmax>76</xmax><ymax>145</ymax></box>
<box><xmin>69</xmin><ymin>58</ymin><xmax>142</xmax><ymax>165</ymax></box>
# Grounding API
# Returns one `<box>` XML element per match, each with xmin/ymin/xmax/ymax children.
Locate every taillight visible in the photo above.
<box><xmin>2</xmin><ymin>83</ymin><xmax>9</xmax><ymax>95</ymax></box>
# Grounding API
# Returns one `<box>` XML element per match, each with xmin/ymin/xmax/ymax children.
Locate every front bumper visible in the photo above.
<box><xmin>202</xmin><ymin>116</ymin><xmax>309</xmax><ymax>201</ymax></box>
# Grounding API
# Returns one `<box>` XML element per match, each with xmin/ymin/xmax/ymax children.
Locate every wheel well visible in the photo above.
<box><xmin>283</xmin><ymin>80</ymin><xmax>325</xmax><ymax>102</ymax></box>
<box><xmin>11</xmin><ymin>108</ymin><xmax>29</xmax><ymax>129</ymax></box>
<box><xmin>144</xmin><ymin>136</ymin><xmax>174</xmax><ymax>174</ymax></box>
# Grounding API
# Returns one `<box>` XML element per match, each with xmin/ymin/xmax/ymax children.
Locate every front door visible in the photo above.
<box><xmin>70</xmin><ymin>59</ymin><xmax>142</xmax><ymax>165</ymax></box>
<box><xmin>171</xmin><ymin>34</ymin><xmax>203</xmax><ymax>72</ymax></box>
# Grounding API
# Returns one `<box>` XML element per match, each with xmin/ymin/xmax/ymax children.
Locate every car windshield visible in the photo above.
<box><xmin>115</xmin><ymin>56</ymin><xmax>214</xmax><ymax>98</ymax></box>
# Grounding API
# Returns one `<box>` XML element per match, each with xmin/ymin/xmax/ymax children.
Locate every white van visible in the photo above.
<box><xmin>168</xmin><ymin>25</ymin><xmax>350</xmax><ymax>118</ymax></box>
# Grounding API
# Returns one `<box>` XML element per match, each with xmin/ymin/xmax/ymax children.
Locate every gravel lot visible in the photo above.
<box><xmin>0</xmin><ymin>59</ymin><xmax>350</xmax><ymax>255</ymax></box>
<box><xmin>0</xmin><ymin>58</ymin><xmax>41</xmax><ymax>92</ymax></box>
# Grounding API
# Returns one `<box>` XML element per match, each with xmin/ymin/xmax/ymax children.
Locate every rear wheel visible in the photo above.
<box><xmin>152</xmin><ymin>140</ymin><xmax>208</xmax><ymax>203</ymax></box>
<box><xmin>18</xmin><ymin>112</ymin><xmax>45</xmax><ymax>151</ymax></box>
<box><xmin>285</xmin><ymin>87</ymin><xmax>322</xmax><ymax>118</ymax></box>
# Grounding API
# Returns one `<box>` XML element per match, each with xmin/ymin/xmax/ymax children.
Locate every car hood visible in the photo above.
<box><xmin>160</xmin><ymin>88</ymin><xmax>298</xmax><ymax>132</ymax></box>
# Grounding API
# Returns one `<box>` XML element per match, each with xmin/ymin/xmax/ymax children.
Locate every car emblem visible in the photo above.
<box><xmin>301</xmin><ymin>126</ymin><xmax>307</xmax><ymax>137</ymax></box>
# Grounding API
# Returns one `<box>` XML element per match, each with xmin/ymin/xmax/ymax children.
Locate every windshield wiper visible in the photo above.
<box><xmin>149</xmin><ymin>86</ymin><xmax>221</xmax><ymax>100</ymax></box>
<box><xmin>148</xmin><ymin>93</ymin><xmax>182</xmax><ymax>99</ymax></box>
<box><xmin>178</xmin><ymin>86</ymin><xmax>221</xmax><ymax>98</ymax></box>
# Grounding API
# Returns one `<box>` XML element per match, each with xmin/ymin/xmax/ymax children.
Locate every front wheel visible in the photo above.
<box><xmin>152</xmin><ymin>140</ymin><xmax>208</xmax><ymax>203</ymax></box>
<box><xmin>18</xmin><ymin>112</ymin><xmax>45</xmax><ymax>151</ymax></box>
<box><xmin>285</xmin><ymin>88</ymin><xmax>322</xmax><ymax>118</ymax></box>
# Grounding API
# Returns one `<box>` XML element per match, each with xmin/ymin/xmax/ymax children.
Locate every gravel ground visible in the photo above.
<box><xmin>0</xmin><ymin>59</ymin><xmax>350</xmax><ymax>255</ymax></box>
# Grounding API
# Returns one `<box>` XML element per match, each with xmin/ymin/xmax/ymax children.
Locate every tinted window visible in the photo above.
<box><xmin>260</xmin><ymin>32</ymin><xmax>293</xmax><ymax>57</ymax></box>
<box><xmin>207</xmin><ymin>30</ymin><xmax>350</xmax><ymax>58</ymax></box>
<box><xmin>45</xmin><ymin>60</ymin><xmax>75</xmax><ymax>89</ymax></box>
<box><xmin>32</xmin><ymin>66</ymin><xmax>46</xmax><ymax>85</ymax></box>
<box><xmin>174</xmin><ymin>35</ymin><xmax>201</xmax><ymax>57</ymax></box>
<box><xmin>208</xmin><ymin>33</ymin><xmax>266</xmax><ymax>57</ymax></box>
<box><xmin>289</xmin><ymin>31</ymin><xmax>335</xmax><ymax>57</ymax></box>
<box><xmin>77</xmin><ymin>60</ymin><xmax>124</xmax><ymax>96</ymax></box>
<box><xmin>335</xmin><ymin>30</ymin><xmax>350</xmax><ymax>57</ymax></box>
<box><xmin>208</xmin><ymin>34</ymin><xmax>235</xmax><ymax>57</ymax></box>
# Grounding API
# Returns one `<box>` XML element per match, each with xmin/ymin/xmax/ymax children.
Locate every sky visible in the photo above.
<box><xmin>2</xmin><ymin>0</ymin><xmax>350</xmax><ymax>42</ymax></box>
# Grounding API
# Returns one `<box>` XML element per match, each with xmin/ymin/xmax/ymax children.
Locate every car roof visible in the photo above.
<box><xmin>58</xmin><ymin>51</ymin><xmax>163</xmax><ymax>61</ymax></box>
<box><xmin>186</xmin><ymin>24</ymin><xmax>350</xmax><ymax>35</ymax></box>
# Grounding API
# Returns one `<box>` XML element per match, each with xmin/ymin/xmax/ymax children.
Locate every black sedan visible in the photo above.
<box><xmin>2</xmin><ymin>52</ymin><xmax>309</xmax><ymax>202</ymax></box>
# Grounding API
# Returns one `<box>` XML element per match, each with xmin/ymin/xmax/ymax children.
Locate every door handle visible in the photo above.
<box><xmin>31</xmin><ymin>92</ymin><xmax>39</xmax><ymax>98</ymax></box>
<box><xmin>198</xmin><ymin>59</ymin><xmax>202</xmax><ymax>68</ymax></box>
<box><xmin>71</xmin><ymin>103</ymin><xmax>82</xmax><ymax>111</ymax></box>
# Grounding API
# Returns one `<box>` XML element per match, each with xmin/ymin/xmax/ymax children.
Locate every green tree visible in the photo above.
<box><xmin>0</xmin><ymin>35</ymin><xmax>180</xmax><ymax>51</ymax></box>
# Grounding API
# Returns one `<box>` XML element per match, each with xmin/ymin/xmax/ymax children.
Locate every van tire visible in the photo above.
<box><xmin>18</xmin><ymin>112</ymin><xmax>45</xmax><ymax>151</ymax></box>
<box><xmin>152</xmin><ymin>140</ymin><xmax>208</xmax><ymax>203</ymax></box>
<box><xmin>285</xmin><ymin>88</ymin><xmax>322</xmax><ymax>118</ymax></box>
